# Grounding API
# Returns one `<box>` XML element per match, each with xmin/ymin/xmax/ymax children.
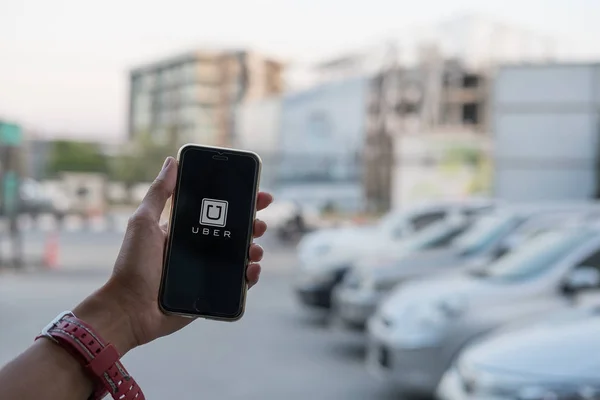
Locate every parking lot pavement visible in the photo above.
<box><xmin>0</xmin><ymin>235</ymin><xmax>403</xmax><ymax>399</ymax></box>
<box><xmin>0</xmin><ymin>224</ymin><xmax>289</xmax><ymax>272</ymax></box>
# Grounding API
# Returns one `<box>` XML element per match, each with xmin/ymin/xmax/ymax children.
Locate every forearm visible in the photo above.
<box><xmin>0</xmin><ymin>287</ymin><xmax>137</xmax><ymax>400</ymax></box>
<box><xmin>0</xmin><ymin>340</ymin><xmax>94</xmax><ymax>400</ymax></box>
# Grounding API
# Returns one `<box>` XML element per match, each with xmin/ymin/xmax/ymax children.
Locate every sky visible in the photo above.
<box><xmin>1</xmin><ymin>0</ymin><xmax>599</xmax><ymax>141</ymax></box>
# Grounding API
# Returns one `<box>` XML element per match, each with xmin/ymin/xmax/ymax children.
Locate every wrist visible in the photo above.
<box><xmin>73</xmin><ymin>286</ymin><xmax>138</xmax><ymax>356</ymax></box>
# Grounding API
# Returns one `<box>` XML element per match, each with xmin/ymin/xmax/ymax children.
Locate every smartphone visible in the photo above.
<box><xmin>159</xmin><ymin>144</ymin><xmax>262</xmax><ymax>321</ymax></box>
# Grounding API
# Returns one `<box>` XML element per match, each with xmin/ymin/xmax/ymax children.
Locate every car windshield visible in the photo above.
<box><xmin>401</xmin><ymin>220</ymin><xmax>465</xmax><ymax>252</ymax></box>
<box><xmin>474</xmin><ymin>229</ymin><xmax>592</xmax><ymax>282</ymax></box>
<box><xmin>452</xmin><ymin>214</ymin><xmax>516</xmax><ymax>256</ymax></box>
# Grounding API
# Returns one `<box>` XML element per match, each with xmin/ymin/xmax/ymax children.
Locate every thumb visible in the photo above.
<box><xmin>140</xmin><ymin>157</ymin><xmax>177</xmax><ymax>221</ymax></box>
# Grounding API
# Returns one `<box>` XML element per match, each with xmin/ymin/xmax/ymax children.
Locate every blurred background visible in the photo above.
<box><xmin>3</xmin><ymin>1</ymin><xmax>600</xmax><ymax>399</ymax></box>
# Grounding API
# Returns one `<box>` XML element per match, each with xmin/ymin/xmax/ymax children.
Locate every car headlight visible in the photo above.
<box><xmin>416</xmin><ymin>296</ymin><xmax>466</xmax><ymax>327</ymax></box>
<box><xmin>309</xmin><ymin>269</ymin><xmax>339</xmax><ymax>285</ymax></box>
<box><xmin>387</xmin><ymin>299</ymin><xmax>464</xmax><ymax>348</ymax></box>
<box><xmin>373</xmin><ymin>279</ymin><xmax>402</xmax><ymax>293</ymax></box>
<box><xmin>341</xmin><ymin>269</ymin><xmax>362</xmax><ymax>289</ymax></box>
<box><xmin>457</xmin><ymin>361</ymin><xmax>600</xmax><ymax>400</ymax></box>
<box><xmin>438</xmin><ymin>295</ymin><xmax>468</xmax><ymax>318</ymax></box>
<box><xmin>518</xmin><ymin>385</ymin><xmax>600</xmax><ymax>400</ymax></box>
<box><xmin>415</xmin><ymin>302</ymin><xmax>451</xmax><ymax>330</ymax></box>
<box><xmin>304</xmin><ymin>265</ymin><xmax>351</xmax><ymax>285</ymax></box>
<box><xmin>356</xmin><ymin>275</ymin><xmax>396</xmax><ymax>293</ymax></box>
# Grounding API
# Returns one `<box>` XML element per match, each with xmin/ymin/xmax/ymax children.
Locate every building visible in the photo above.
<box><xmin>234</xmin><ymin>97</ymin><xmax>282</xmax><ymax>189</ymax></box>
<box><xmin>363</xmin><ymin>44</ymin><xmax>490</xmax><ymax>212</ymax></box>
<box><xmin>492</xmin><ymin>63</ymin><xmax>600</xmax><ymax>202</ymax></box>
<box><xmin>291</xmin><ymin>15</ymin><xmax>573</xmax><ymax>212</ymax></box>
<box><xmin>128</xmin><ymin>50</ymin><xmax>284</xmax><ymax>148</ymax></box>
<box><xmin>277</xmin><ymin>77</ymin><xmax>368</xmax><ymax>212</ymax></box>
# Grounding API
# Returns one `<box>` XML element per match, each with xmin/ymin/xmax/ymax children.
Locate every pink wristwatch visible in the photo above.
<box><xmin>37</xmin><ymin>311</ymin><xmax>145</xmax><ymax>400</ymax></box>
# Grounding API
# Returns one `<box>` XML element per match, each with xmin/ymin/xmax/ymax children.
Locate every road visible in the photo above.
<box><xmin>0</xmin><ymin>231</ymin><xmax>402</xmax><ymax>400</ymax></box>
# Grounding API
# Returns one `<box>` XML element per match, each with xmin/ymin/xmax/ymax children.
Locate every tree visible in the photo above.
<box><xmin>110</xmin><ymin>133</ymin><xmax>176</xmax><ymax>186</ymax></box>
<box><xmin>47</xmin><ymin>140</ymin><xmax>108</xmax><ymax>175</ymax></box>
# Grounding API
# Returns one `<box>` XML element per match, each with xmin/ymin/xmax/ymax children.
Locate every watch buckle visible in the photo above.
<box><xmin>41</xmin><ymin>311</ymin><xmax>74</xmax><ymax>341</ymax></box>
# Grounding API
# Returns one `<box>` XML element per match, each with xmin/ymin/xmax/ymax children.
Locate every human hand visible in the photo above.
<box><xmin>74</xmin><ymin>157</ymin><xmax>273</xmax><ymax>355</ymax></box>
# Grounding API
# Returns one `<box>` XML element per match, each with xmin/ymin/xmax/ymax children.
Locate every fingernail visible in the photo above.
<box><xmin>162</xmin><ymin>157</ymin><xmax>173</xmax><ymax>171</ymax></box>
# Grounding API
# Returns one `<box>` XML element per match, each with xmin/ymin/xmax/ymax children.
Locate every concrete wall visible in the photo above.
<box><xmin>391</xmin><ymin>132</ymin><xmax>491</xmax><ymax>210</ymax></box>
<box><xmin>493</xmin><ymin>64</ymin><xmax>600</xmax><ymax>202</ymax></box>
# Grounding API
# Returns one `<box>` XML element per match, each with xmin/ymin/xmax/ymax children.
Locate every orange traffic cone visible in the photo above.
<box><xmin>43</xmin><ymin>232</ymin><xmax>59</xmax><ymax>270</ymax></box>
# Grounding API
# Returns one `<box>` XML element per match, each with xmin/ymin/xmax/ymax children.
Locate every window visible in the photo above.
<box><xmin>198</xmin><ymin>62</ymin><xmax>219</xmax><ymax>82</ymax></box>
<box><xmin>453</xmin><ymin>214</ymin><xmax>516</xmax><ymax>256</ymax></box>
<box><xmin>171</xmin><ymin>64</ymin><xmax>185</xmax><ymax>86</ymax></box>
<box><xmin>462</xmin><ymin>74</ymin><xmax>480</xmax><ymax>88</ymax></box>
<box><xmin>182</xmin><ymin>62</ymin><xmax>197</xmax><ymax>83</ymax></box>
<box><xmin>182</xmin><ymin>84</ymin><xmax>198</xmax><ymax>103</ymax></box>
<box><xmin>131</xmin><ymin>75</ymin><xmax>142</xmax><ymax>95</ymax></box>
<box><xmin>141</xmin><ymin>73</ymin><xmax>157</xmax><ymax>92</ymax></box>
<box><xmin>462</xmin><ymin>103</ymin><xmax>480</xmax><ymax>125</ymax></box>
<box><xmin>574</xmin><ymin>249</ymin><xmax>600</xmax><ymax>273</ymax></box>
<box><xmin>160</xmin><ymin>69</ymin><xmax>171</xmax><ymax>87</ymax></box>
<box><xmin>132</xmin><ymin>98</ymin><xmax>151</xmax><ymax>132</ymax></box>
<box><xmin>403</xmin><ymin>222</ymin><xmax>470</xmax><ymax>252</ymax></box>
<box><xmin>410</xmin><ymin>211</ymin><xmax>447</xmax><ymax>231</ymax></box>
<box><xmin>197</xmin><ymin>85</ymin><xmax>221</xmax><ymax>104</ymax></box>
<box><xmin>477</xmin><ymin>230</ymin><xmax>591</xmax><ymax>282</ymax></box>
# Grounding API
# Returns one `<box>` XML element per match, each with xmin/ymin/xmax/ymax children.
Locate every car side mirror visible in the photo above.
<box><xmin>493</xmin><ymin>246</ymin><xmax>509</xmax><ymax>260</ymax></box>
<box><xmin>563</xmin><ymin>267</ymin><xmax>600</xmax><ymax>293</ymax></box>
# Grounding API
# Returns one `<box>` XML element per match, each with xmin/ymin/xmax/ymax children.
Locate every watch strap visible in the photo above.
<box><xmin>36</xmin><ymin>311</ymin><xmax>145</xmax><ymax>400</ymax></box>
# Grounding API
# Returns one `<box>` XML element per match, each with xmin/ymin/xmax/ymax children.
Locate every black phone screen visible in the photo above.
<box><xmin>160</xmin><ymin>146</ymin><xmax>259</xmax><ymax>319</ymax></box>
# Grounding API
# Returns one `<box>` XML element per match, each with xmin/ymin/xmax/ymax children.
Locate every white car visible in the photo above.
<box><xmin>256</xmin><ymin>200</ymin><xmax>319</xmax><ymax>242</ymax></box>
<box><xmin>333</xmin><ymin>203</ymin><xmax>600</xmax><ymax>330</ymax></box>
<box><xmin>366</xmin><ymin>224</ymin><xmax>600</xmax><ymax>397</ymax></box>
<box><xmin>20</xmin><ymin>178</ymin><xmax>71</xmax><ymax>219</ymax></box>
<box><xmin>438</xmin><ymin>296</ymin><xmax>600</xmax><ymax>400</ymax></box>
<box><xmin>294</xmin><ymin>198</ymin><xmax>494</xmax><ymax>310</ymax></box>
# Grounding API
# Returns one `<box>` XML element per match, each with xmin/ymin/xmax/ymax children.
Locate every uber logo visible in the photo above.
<box><xmin>200</xmin><ymin>198</ymin><xmax>228</xmax><ymax>227</ymax></box>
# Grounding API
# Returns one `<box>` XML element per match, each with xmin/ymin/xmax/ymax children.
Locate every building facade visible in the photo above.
<box><xmin>128</xmin><ymin>50</ymin><xmax>284</xmax><ymax>148</ymax></box>
<box><xmin>363</xmin><ymin>50</ymin><xmax>490</xmax><ymax>212</ymax></box>
<box><xmin>277</xmin><ymin>77</ymin><xmax>368</xmax><ymax>212</ymax></box>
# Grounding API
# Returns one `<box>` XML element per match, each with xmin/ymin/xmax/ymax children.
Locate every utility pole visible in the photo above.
<box><xmin>364</xmin><ymin>41</ymin><xmax>399</xmax><ymax>213</ymax></box>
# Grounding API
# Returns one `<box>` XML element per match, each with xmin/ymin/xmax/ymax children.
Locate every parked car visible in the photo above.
<box><xmin>256</xmin><ymin>200</ymin><xmax>318</xmax><ymax>242</ymax></box>
<box><xmin>19</xmin><ymin>178</ymin><xmax>71</xmax><ymax>219</ymax></box>
<box><xmin>333</xmin><ymin>203</ymin><xmax>598</xmax><ymax>330</ymax></box>
<box><xmin>366</xmin><ymin>224</ymin><xmax>600</xmax><ymax>397</ymax></box>
<box><xmin>437</xmin><ymin>297</ymin><xmax>600</xmax><ymax>400</ymax></box>
<box><xmin>294</xmin><ymin>199</ymin><xmax>494</xmax><ymax>310</ymax></box>
<box><xmin>331</xmin><ymin>217</ymin><xmax>476</xmax><ymax>329</ymax></box>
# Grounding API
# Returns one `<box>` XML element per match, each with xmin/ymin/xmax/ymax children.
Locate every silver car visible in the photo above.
<box><xmin>437</xmin><ymin>297</ymin><xmax>600</xmax><ymax>400</ymax></box>
<box><xmin>334</xmin><ymin>205</ymin><xmax>595</xmax><ymax>330</ymax></box>
<box><xmin>294</xmin><ymin>199</ymin><xmax>493</xmax><ymax>310</ymax></box>
<box><xmin>331</xmin><ymin>216</ymin><xmax>477</xmax><ymax>328</ymax></box>
<box><xmin>366</xmin><ymin>225</ymin><xmax>600</xmax><ymax>397</ymax></box>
